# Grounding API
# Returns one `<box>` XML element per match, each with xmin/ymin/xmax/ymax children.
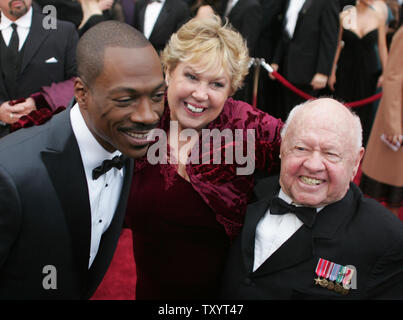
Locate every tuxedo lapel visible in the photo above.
<box><xmin>312</xmin><ymin>184</ymin><xmax>356</xmax><ymax>240</ymax></box>
<box><xmin>0</xmin><ymin>35</ymin><xmax>9</xmax><ymax>100</ymax></box>
<box><xmin>253</xmin><ymin>225</ymin><xmax>313</xmax><ymax>276</ymax></box>
<box><xmin>228</xmin><ymin>0</ymin><xmax>244</xmax><ymax>18</ymax></box>
<box><xmin>20</xmin><ymin>10</ymin><xmax>51</xmax><ymax>75</ymax></box>
<box><xmin>138</xmin><ymin>1</ymin><xmax>147</xmax><ymax>32</ymax></box>
<box><xmin>41</xmin><ymin>109</ymin><xmax>91</xmax><ymax>293</ymax></box>
<box><xmin>219</xmin><ymin>0</ymin><xmax>230</xmax><ymax>16</ymax></box>
<box><xmin>241</xmin><ymin>197</ymin><xmax>271</xmax><ymax>273</ymax></box>
<box><xmin>294</xmin><ymin>0</ymin><xmax>313</xmax><ymax>33</ymax></box>
<box><xmin>241</xmin><ymin>175</ymin><xmax>280</xmax><ymax>272</ymax></box>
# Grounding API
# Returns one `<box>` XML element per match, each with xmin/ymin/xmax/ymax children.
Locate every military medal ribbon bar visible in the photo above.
<box><xmin>314</xmin><ymin>258</ymin><xmax>354</xmax><ymax>295</ymax></box>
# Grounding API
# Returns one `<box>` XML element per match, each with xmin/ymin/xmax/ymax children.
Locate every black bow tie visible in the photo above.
<box><xmin>92</xmin><ymin>155</ymin><xmax>126</xmax><ymax>180</ymax></box>
<box><xmin>270</xmin><ymin>196</ymin><xmax>317</xmax><ymax>227</ymax></box>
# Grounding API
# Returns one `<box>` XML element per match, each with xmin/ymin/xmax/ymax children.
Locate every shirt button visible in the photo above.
<box><xmin>99</xmin><ymin>219</ymin><xmax>102</xmax><ymax>223</ymax></box>
<box><xmin>105</xmin><ymin>184</ymin><xmax>108</xmax><ymax>187</ymax></box>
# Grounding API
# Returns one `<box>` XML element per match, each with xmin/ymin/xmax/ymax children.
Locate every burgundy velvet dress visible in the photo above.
<box><xmin>125</xmin><ymin>98</ymin><xmax>283</xmax><ymax>299</ymax></box>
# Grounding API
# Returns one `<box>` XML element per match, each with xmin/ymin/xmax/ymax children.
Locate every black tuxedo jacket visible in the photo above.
<box><xmin>0</xmin><ymin>6</ymin><xmax>78</xmax><ymax>103</ymax></box>
<box><xmin>221</xmin><ymin>175</ymin><xmax>403</xmax><ymax>299</ymax></box>
<box><xmin>219</xmin><ymin>0</ymin><xmax>262</xmax><ymax>56</ymax></box>
<box><xmin>272</xmin><ymin>0</ymin><xmax>339</xmax><ymax>85</ymax></box>
<box><xmin>132</xmin><ymin>0</ymin><xmax>190</xmax><ymax>53</ymax></box>
<box><xmin>0</xmin><ymin>108</ymin><xmax>133</xmax><ymax>299</ymax></box>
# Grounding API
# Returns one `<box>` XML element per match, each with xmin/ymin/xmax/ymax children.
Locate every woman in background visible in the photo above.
<box><xmin>329</xmin><ymin>0</ymin><xmax>388</xmax><ymax>146</ymax></box>
<box><xmin>360</xmin><ymin>26</ymin><xmax>403</xmax><ymax>218</ymax></box>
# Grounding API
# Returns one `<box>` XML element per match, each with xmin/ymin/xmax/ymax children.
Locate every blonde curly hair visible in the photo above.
<box><xmin>161</xmin><ymin>14</ymin><xmax>250</xmax><ymax>95</ymax></box>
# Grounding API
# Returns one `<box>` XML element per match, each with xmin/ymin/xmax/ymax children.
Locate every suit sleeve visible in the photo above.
<box><xmin>316</xmin><ymin>0</ymin><xmax>340</xmax><ymax>76</ymax></box>
<box><xmin>63</xmin><ymin>22</ymin><xmax>79</xmax><ymax>80</ymax></box>
<box><xmin>0</xmin><ymin>166</ymin><xmax>22</xmax><ymax>269</ymax></box>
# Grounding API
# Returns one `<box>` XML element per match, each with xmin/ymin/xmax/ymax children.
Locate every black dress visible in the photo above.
<box><xmin>335</xmin><ymin>28</ymin><xmax>380</xmax><ymax>146</ymax></box>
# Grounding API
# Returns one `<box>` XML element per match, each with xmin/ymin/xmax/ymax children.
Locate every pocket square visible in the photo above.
<box><xmin>45</xmin><ymin>57</ymin><xmax>58</xmax><ymax>63</ymax></box>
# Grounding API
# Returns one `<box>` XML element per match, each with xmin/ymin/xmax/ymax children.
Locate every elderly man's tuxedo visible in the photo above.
<box><xmin>221</xmin><ymin>175</ymin><xmax>403</xmax><ymax>299</ymax></box>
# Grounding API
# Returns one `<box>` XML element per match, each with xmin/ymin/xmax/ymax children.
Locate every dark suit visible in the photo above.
<box><xmin>221</xmin><ymin>176</ymin><xmax>403</xmax><ymax>299</ymax></box>
<box><xmin>132</xmin><ymin>0</ymin><xmax>190</xmax><ymax>53</ymax></box>
<box><xmin>0</xmin><ymin>6</ymin><xmax>78</xmax><ymax>138</ymax></box>
<box><xmin>272</xmin><ymin>0</ymin><xmax>339</xmax><ymax>118</ymax></box>
<box><xmin>34</xmin><ymin>0</ymin><xmax>83</xmax><ymax>28</ymax></box>
<box><xmin>0</xmin><ymin>108</ymin><xmax>133</xmax><ymax>299</ymax></box>
<box><xmin>0</xmin><ymin>7</ymin><xmax>78</xmax><ymax>103</ymax></box>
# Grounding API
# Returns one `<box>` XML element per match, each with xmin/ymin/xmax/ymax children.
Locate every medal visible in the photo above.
<box><xmin>327</xmin><ymin>263</ymin><xmax>340</xmax><ymax>290</ymax></box>
<box><xmin>314</xmin><ymin>258</ymin><xmax>331</xmax><ymax>287</ymax></box>
<box><xmin>340</xmin><ymin>266</ymin><xmax>355</xmax><ymax>295</ymax></box>
<box><xmin>334</xmin><ymin>266</ymin><xmax>347</xmax><ymax>293</ymax></box>
<box><xmin>314</xmin><ymin>259</ymin><xmax>356</xmax><ymax>295</ymax></box>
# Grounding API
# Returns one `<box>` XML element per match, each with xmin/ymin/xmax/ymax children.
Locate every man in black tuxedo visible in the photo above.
<box><xmin>0</xmin><ymin>0</ymin><xmax>78</xmax><ymax>138</ymax></box>
<box><xmin>0</xmin><ymin>21</ymin><xmax>166</xmax><ymax>299</ymax></box>
<box><xmin>269</xmin><ymin>0</ymin><xmax>339</xmax><ymax>120</ymax></box>
<box><xmin>221</xmin><ymin>98</ymin><xmax>403</xmax><ymax>299</ymax></box>
<box><xmin>132</xmin><ymin>0</ymin><xmax>190</xmax><ymax>53</ymax></box>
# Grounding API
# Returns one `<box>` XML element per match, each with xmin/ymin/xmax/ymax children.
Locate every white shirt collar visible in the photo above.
<box><xmin>148</xmin><ymin>0</ymin><xmax>165</xmax><ymax>6</ymax></box>
<box><xmin>0</xmin><ymin>6</ymin><xmax>32</xmax><ymax>30</ymax></box>
<box><xmin>70</xmin><ymin>104</ymin><xmax>122</xmax><ymax>174</ymax></box>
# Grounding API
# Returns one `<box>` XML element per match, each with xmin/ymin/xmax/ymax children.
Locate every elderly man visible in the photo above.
<box><xmin>221</xmin><ymin>98</ymin><xmax>403</xmax><ymax>299</ymax></box>
<box><xmin>0</xmin><ymin>21</ymin><xmax>166</xmax><ymax>299</ymax></box>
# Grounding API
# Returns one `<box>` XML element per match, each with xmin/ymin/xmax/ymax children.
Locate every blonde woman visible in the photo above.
<box><xmin>125</xmin><ymin>15</ymin><xmax>283</xmax><ymax>299</ymax></box>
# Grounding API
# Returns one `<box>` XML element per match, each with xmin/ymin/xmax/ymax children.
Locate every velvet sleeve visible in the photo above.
<box><xmin>228</xmin><ymin>99</ymin><xmax>283</xmax><ymax>175</ymax></box>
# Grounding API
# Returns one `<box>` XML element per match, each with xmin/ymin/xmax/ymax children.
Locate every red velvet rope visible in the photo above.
<box><xmin>270</xmin><ymin>70</ymin><xmax>383</xmax><ymax>108</ymax></box>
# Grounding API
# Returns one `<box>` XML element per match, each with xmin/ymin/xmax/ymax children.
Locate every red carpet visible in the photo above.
<box><xmin>91</xmin><ymin>167</ymin><xmax>403</xmax><ymax>300</ymax></box>
<box><xmin>91</xmin><ymin>228</ymin><xmax>136</xmax><ymax>300</ymax></box>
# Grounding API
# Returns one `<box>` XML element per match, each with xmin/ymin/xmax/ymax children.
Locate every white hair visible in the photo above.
<box><xmin>280</xmin><ymin>99</ymin><xmax>363</xmax><ymax>152</ymax></box>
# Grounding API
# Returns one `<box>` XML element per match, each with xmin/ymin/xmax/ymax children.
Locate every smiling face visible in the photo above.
<box><xmin>76</xmin><ymin>45</ymin><xmax>166</xmax><ymax>159</ymax></box>
<box><xmin>279</xmin><ymin>99</ymin><xmax>364</xmax><ymax>207</ymax></box>
<box><xmin>166</xmin><ymin>61</ymin><xmax>232</xmax><ymax>132</ymax></box>
<box><xmin>0</xmin><ymin>0</ymin><xmax>31</xmax><ymax>20</ymax></box>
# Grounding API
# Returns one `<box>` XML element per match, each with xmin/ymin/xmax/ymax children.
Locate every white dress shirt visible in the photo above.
<box><xmin>285</xmin><ymin>0</ymin><xmax>306</xmax><ymax>38</ymax></box>
<box><xmin>70</xmin><ymin>104</ymin><xmax>124</xmax><ymax>268</ymax></box>
<box><xmin>143</xmin><ymin>0</ymin><xmax>165</xmax><ymax>39</ymax></box>
<box><xmin>0</xmin><ymin>7</ymin><xmax>32</xmax><ymax>51</ymax></box>
<box><xmin>253</xmin><ymin>188</ymin><xmax>323</xmax><ymax>272</ymax></box>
